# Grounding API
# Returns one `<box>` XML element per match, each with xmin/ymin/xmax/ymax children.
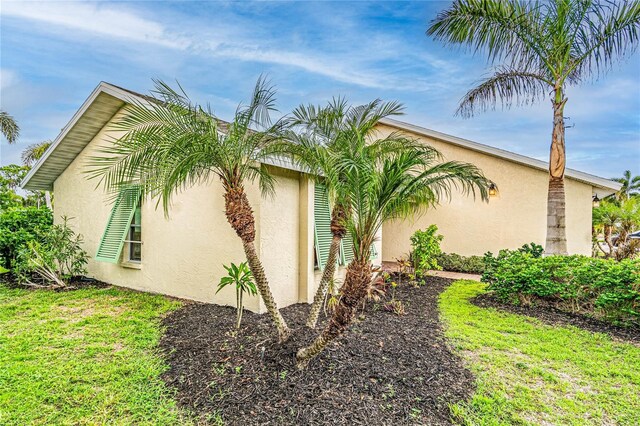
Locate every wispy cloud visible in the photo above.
<box><xmin>0</xmin><ymin>1</ymin><xmax>428</xmax><ymax>90</ymax></box>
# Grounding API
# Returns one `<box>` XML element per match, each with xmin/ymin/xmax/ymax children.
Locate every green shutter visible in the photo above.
<box><xmin>96</xmin><ymin>187</ymin><xmax>141</xmax><ymax>263</ymax></box>
<box><xmin>340</xmin><ymin>232</ymin><xmax>355</xmax><ymax>265</ymax></box>
<box><xmin>341</xmin><ymin>233</ymin><xmax>377</xmax><ymax>264</ymax></box>
<box><xmin>314</xmin><ymin>182</ymin><xmax>332</xmax><ymax>270</ymax></box>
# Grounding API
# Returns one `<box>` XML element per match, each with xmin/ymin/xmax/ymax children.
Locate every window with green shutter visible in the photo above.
<box><xmin>313</xmin><ymin>182</ymin><xmax>333</xmax><ymax>271</ymax></box>
<box><xmin>96</xmin><ymin>187</ymin><xmax>142</xmax><ymax>263</ymax></box>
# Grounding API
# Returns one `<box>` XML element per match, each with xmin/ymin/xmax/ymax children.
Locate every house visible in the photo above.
<box><xmin>21</xmin><ymin>82</ymin><xmax>620</xmax><ymax>311</ymax></box>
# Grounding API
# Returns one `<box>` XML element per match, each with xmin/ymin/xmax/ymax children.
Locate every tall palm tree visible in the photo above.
<box><xmin>0</xmin><ymin>111</ymin><xmax>20</xmax><ymax>144</ymax></box>
<box><xmin>282</xmin><ymin>98</ymin><xmax>410</xmax><ymax>328</ymax></box>
<box><xmin>22</xmin><ymin>141</ymin><xmax>53</xmax><ymax>209</ymax></box>
<box><xmin>21</xmin><ymin>141</ymin><xmax>52</xmax><ymax>167</ymax></box>
<box><xmin>87</xmin><ymin>78</ymin><xmax>291</xmax><ymax>341</ymax></box>
<box><xmin>296</xmin><ymin>135</ymin><xmax>491</xmax><ymax>367</ymax></box>
<box><xmin>427</xmin><ymin>0</ymin><xmax>640</xmax><ymax>255</ymax></box>
<box><xmin>611</xmin><ymin>170</ymin><xmax>640</xmax><ymax>201</ymax></box>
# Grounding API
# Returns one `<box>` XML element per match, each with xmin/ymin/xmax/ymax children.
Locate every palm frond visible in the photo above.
<box><xmin>21</xmin><ymin>141</ymin><xmax>52</xmax><ymax>166</ymax></box>
<box><xmin>457</xmin><ymin>67</ymin><xmax>550</xmax><ymax>117</ymax></box>
<box><xmin>0</xmin><ymin>110</ymin><xmax>20</xmax><ymax>144</ymax></box>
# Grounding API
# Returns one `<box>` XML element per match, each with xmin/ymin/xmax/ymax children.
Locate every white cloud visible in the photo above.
<box><xmin>0</xmin><ymin>69</ymin><xmax>18</xmax><ymax>91</ymax></box>
<box><xmin>1</xmin><ymin>1</ymin><xmax>189</xmax><ymax>49</ymax></box>
<box><xmin>0</xmin><ymin>1</ymin><xmax>432</xmax><ymax>90</ymax></box>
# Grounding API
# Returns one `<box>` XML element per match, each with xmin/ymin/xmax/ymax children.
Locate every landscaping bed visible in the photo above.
<box><xmin>472</xmin><ymin>292</ymin><xmax>640</xmax><ymax>344</ymax></box>
<box><xmin>160</xmin><ymin>277</ymin><xmax>474</xmax><ymax>425</ymax></box>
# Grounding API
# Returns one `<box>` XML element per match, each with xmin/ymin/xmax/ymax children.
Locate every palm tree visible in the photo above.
<box><xmin>0</xmin><ymin>111</ymin><xmax>20</xmax><ymax>144</ymax></box>
<box><xmin>296</xmin><ymin>135</ymin><xmax>491</xmax><ymax>368</ymax></box>
<box><xmin>21</xmin><ymin>141</ymin><xmax>52</xmax><ymax>166</ymax></box>
<box><xmin>281</xmin><ymin>98</ymin><xmax>410</xmax><ymax>328</ymax></box>
<box><xmin>611</xmin><ymin>170</ymin><xmax>640</xmax><ymax>201</ymax></box>
<box><xmin>22</xmin><ymin>141</ymin><xmax>53</xmax><ymax>209</ymax></box>
<box><xmin>87</xmin><ymin>78</ymin><xmax>291</xmax><ymax>341</ymax></box>
<box><xmin>427</xmin><ymin>0</ymin><xmax>640</xmax><ymax>255</ymax></box>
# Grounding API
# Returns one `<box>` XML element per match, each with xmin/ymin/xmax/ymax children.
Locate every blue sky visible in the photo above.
<box><xmin>1</xmin><ymin>0</ymin><xmax>639</xmax><ymax>179</ymax></box>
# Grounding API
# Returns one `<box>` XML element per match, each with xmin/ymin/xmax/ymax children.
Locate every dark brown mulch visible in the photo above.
<box><xmin>160</xmin><ymin>277</ymin><xmax>474</xmax><ymax>425</ymax></box>
<box><xmin>472</xmin><ymin>292</ymin><xmax>640</xmax><ymax>345</ymax></box>
<box><xmin>0</xmin><ymin>274</ymin><xmax>110</xmax><ymax>290</ymax></box>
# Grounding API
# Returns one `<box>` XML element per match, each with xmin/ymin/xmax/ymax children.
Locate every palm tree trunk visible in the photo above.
<box><xmin>545</xmin><ymin>93</ymin><xmax>568</xmax><ymax>255</ymax></box>
<box><xmin>44</xmin><ymin>191</ymin><xmax>52</xmax><ymax>210</ymax></box>
<box><xmin>306</xmin><ymin>203</ymin><xmax>348</xmax><ymax>328</ymax></box>
<box><xmin>224</xmin><ymin>185</ymin><xmax>290</xmax><ymax>342</ymax></box>
<box><xmin>306</xmin><ymin>235</ymin><xmax>341</xmax><ymax>328</ymax></box>
<box><xmin>297</xmin><ymin>259</ymin><xmax>372</xmax><ymax>368</ymax></box>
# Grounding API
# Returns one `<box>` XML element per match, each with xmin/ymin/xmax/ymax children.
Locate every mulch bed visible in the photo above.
<box><xmin>0</xmin><ymin>274</ymin><xmax>110</xmax><ymax>291</ymax></box>
<box><xmin>160</xmin><ymin>277</ymin><xmax>475</xmax><ymax>425</ymax></box>
<box><xmin>472</xmin><ymin>293</ymin><xmax>640</xmax><ymax>345</ymax></box>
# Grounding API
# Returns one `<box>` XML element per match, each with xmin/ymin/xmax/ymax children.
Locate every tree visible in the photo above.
<box><xmin>281</xmin><ymin>98</ymin><xmax>410</xmax><ymax>328</ymax></box>
<box><xmin>296</xmin><ymin>133</ymin><xmax>491</xmax><ymax>367</ymax></box>
<box><xmin>611</xmin><ymin>170</ymin><xmax>640</xmax><ymax>201</ymax></box>
<box><xmin>593</xmin><ymin>198</ymin><xmax>640</xmax><ymax>259</ymax></box>
<box><xmin>0</xmin><ymin>111</ymin><xmax>20</xmax><ymax>144</ymax></box>
<box><xmin>21</xmin><ymin>141</ymin><xmax>52</xmax><ymax>167</ymax></box>
<box><xmin>87</xmin><ymin>78</ymin><xmax>291</xmax><ymax>341</ymax></box>
<box><xmin>22</xmin><ymin>141</ymin><xmax>53</xmax><ymax>209</ymax></box>
<box><xmin>427</xmin><ymin>0</ymin><xmax>640</xmax><ymax>255</ymax></box>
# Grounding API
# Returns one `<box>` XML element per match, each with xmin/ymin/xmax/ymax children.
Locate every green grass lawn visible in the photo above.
<box><xmin>440</xmin><ymin>280</ymin><xmax>640</xmax><ymax>426</ymax></box>
<box><xmin>0</xmin><ymin>283</ymin><xmax>189</xmax><ymax>426</ymax></box>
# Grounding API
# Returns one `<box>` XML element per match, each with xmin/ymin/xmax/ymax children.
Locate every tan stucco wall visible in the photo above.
<box><xmin>52</xmin><ymin>110</ymin><xmax>334</xmax><ymax>313</ymax></box>
<box><xmin>378</xmin><ymin>124</ymin><xmax>594</xmax><ymax>259</ymax></box>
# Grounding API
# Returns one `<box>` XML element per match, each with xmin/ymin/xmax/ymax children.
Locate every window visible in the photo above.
<box><xmin>127</xmin><ymin>206</ymin><xmax>142</xmax><ymax>262</ymax></box>
<box><xmin>95</xmin><ymin>186</ymin><xmax>142</xmax><ymax>264</ymax></box>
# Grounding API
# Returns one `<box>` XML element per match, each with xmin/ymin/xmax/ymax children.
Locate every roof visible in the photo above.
<box><xmin>379</xmin><ymin>118</ymin><xmax>621</xmax><ymax>193</ymax></box>
<box><xmin>22</xmin><ymin>82</ymin><xmax>621</xmax><ymax>194</ymax></box>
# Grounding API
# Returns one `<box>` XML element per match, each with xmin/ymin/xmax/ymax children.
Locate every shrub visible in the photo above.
<box><xmin>410</xmin><ymin>225</ymin><xmax>443</xmax><ymax>275</ymax></box>
<box><xmin>436</xmin><ymin>252</ymin><xmax>485</xmax><ymax>274</ymax></box>
<box><xmin>216</xmin><ymin>262</ymin><xmax>258</xmax><ymax>329</ymax></box>
<box><xmin>482</xmin><ymin>250</ymin><xmax>640</xmax><ymax>326</ymax></box>
<box><xmin>14</xmin><ymin>217</ymin><xmax>88</xmax><ymax>288</ymax></box>
<box><xmin>0</xmin><ymin>207</ymin><xmax>53</xmax><ymax>270</ymax></box>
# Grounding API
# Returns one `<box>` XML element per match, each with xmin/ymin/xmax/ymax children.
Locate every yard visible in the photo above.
<box><xmin>1</xmin><ymin>279</ymin><xmax>638</xmax><ymax>425</ymax></box>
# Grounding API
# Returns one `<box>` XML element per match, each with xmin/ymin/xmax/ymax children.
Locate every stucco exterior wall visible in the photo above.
<box><xmin>378</xmin><ymin>124</ymin><xmax>594</xmax><ymax>259</ymax></box>
<box><xmin>52</xmin><ymin>110</ymin><xmax>328</xmax><ymax>313</ymax></box>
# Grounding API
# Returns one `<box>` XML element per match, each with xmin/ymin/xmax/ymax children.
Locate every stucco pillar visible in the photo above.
<box><xmin>298</xmin><ymin>177</ymin><xmax>316</xmax><ymax>303</ymax></box>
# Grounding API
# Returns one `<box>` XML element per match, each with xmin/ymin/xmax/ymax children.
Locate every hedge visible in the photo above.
<box><xmin>482</xmin><ymin>250</ymin><xmax>640</xmax><ymax>326</ymax></box>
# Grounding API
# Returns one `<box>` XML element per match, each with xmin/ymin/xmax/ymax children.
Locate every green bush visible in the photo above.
<box><xmin>436</xmin><ymin>252</ymin><xmax>485</xmax><ymax>274</ymax></box>
<box><xmin>482</xmin><ymin>250</ymin><xmax>640</xmax><ymax>326</ymax></box>
<box><xmin>14</xmin><ymin>217</ymin><xmax>88</xmax><ymax>287</ymax></box>
<box><xmin>410</xmin><ymin>225</ymin><xmax>443</xmax><ymax>275</ymax></box>
<box><xmin>0</xmin><ymin>207</ymin><xmax>53</xmax><ymax>270</ymax></box>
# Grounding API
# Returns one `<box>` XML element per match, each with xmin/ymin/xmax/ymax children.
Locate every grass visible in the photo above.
<box><xmin>440</xmin><ymin>280</ymin><xmax>640</xmax><ymax>426</ymax></box>
<box><xmin>0</xmin><ymin>283</ymin><xmax>189</xmax><ymax>425</ymax></box>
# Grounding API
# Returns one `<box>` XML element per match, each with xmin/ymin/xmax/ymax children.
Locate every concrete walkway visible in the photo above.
<box><xmin>381</xmin><ymin>261</ymin><xmax>481</xmax><ymax>282</ymax></box>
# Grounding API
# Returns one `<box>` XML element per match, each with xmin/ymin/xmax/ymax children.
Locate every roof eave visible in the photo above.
<box><xmin>378</xmin><ymin>118</ymin><xmax>622</xmax><ymax>193</ymax></box>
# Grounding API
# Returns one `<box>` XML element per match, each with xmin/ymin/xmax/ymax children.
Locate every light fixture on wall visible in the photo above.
<box><xmin>488</xmin><ymin>183</ymin><xmax>498</xmax><ymax>197</ymax></box>
<box><xmin>592</xmin><ymin>194</ymin><xmax>600</xmax><ymax>208</ymax></box>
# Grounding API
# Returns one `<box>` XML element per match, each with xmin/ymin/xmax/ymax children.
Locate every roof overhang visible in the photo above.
<box><xmin>21</xmin><ymin>82</ymin><xmax>147</xmax><ymax>191</ymax></box>
<box><xmin>379</xmin><ymin>118</ymin><xmax>621</xmax><ymax>196</ymax></box>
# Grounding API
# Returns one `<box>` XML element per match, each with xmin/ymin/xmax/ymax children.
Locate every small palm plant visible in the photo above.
<box><xmin>88</xmin><ymin>77</ymin><xmax>291</xmax><ymax>341</ymax></box>
<box><xmin>216</xmin><ymin>262</ymin><xmax>258</xmax><ymax>330</ymax></box>
<box><xmin>281</xmin><ymin>98</ymin><xmax>415</xmax><ymax>328</ymax></box>
<box><xmin>296</xmin><ymin>139</ymin><xmax>492</xmax><ymax>368</ymax></box>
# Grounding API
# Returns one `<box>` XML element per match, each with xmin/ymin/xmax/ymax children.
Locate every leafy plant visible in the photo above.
<box><xmin>410</xmin><ymin>225</ymin><xmax>443</xmax><ymax>275</ymax></box>
<box><xmin>482</xmin><ymin>250</ymin><xmax>640</xmax><ymax>325</ymax></box>
<box><xmin>436</xmin><ymin>252</ymin><xmax>485</xmax><ymax>274</ymax></box>
<box><xmin>0</xmin><ymin>207</ymin><xmax>53</xmax><ymax>270</ymax></box>
<box><xmin>518</xmin><ymin>242</ymin><xmax>544</xmax><ymax>258</ymax></box>
<box><xmin>216</xmin><ymin>262</ymin><xmax>258</xmax><ymax>330</ymax></box>
<box><xmin>14</xmin><ymin>216</ymin><xmax>88</xmax><ymax>288</ymax></box>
